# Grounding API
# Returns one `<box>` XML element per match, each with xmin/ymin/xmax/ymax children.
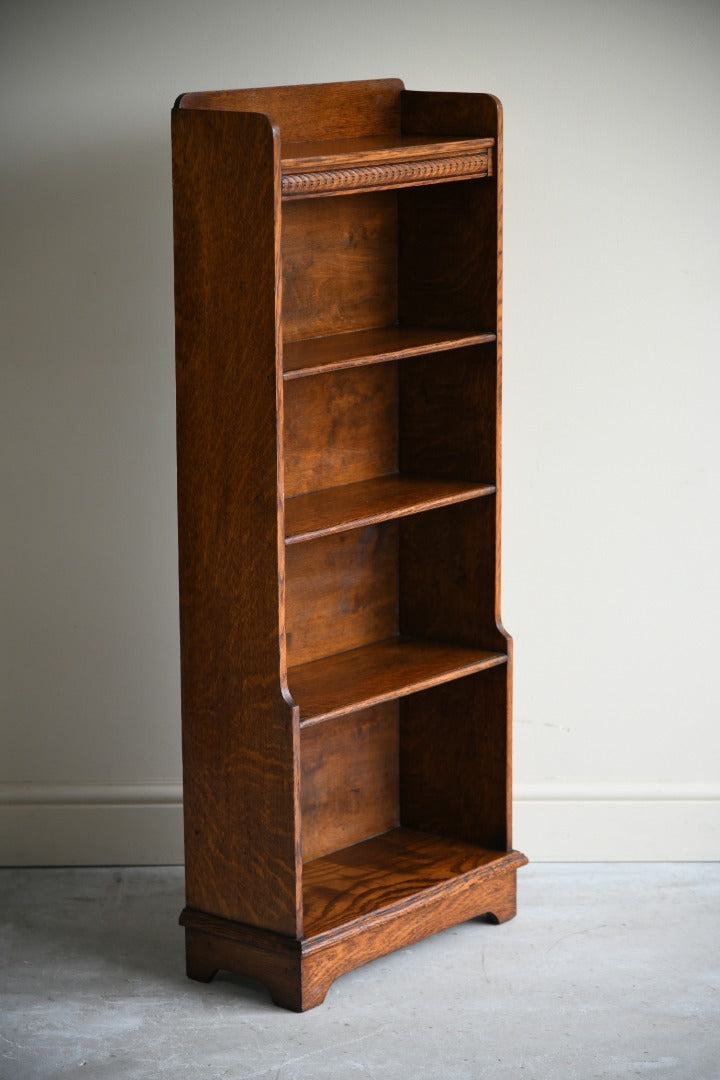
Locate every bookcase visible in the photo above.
<box><xmin>172</xmin><ymin>78</ymin><xmax>526</xmax><ymax>1011</ymax></box>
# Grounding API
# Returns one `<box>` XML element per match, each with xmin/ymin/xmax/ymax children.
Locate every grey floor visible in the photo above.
<box><xmin>1</xmin><ymin>865</ymin><xmax>718</xmax><ymax>1080</ymax></box>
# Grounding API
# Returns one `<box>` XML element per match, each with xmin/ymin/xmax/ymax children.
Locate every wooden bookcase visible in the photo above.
<box><xmin>172</xmin><ymin>78</ymin><xmax>526</xmax><ymax>1011</ymax></box>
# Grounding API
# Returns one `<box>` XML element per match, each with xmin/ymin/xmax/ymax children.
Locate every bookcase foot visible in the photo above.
<box><xmin>477</xmin><ymin>868</ymin><xmax>519</xmax><ymax>924</ymax></box>
<box><xmin>181</xmin><ymin>914</ymin><xmax>334</xmax><ymax>1012</ymax></box>
<box><xmin>270</xmin><ymin>975</ymin><xmax>330</xmax><ymax>1013</ymax></box>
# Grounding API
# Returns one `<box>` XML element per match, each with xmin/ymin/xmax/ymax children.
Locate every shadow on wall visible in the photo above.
<box><xmin>3</xmin><ymin>132</ymin><xmax>182</xmax><ymax>782</ymax></box>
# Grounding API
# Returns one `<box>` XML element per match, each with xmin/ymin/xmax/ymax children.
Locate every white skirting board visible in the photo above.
<box><xmin>0</xmin><ymin>782</ymin><xmax>718</xmax><ymax>865</ymax></box>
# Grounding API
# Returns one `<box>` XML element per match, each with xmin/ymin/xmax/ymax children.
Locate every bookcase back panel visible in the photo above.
<box><xmin>285</xmin><ymin>524</ymin><xmax>398</xmax><ymax>668</ymax></box>
<box><xmin>282</xmin><ymin>192</ymin><xmax>397</xmax><ymax>342</ymax></box>
<box><xmin>300</xmin><ymin>703</ymin><xmax>399</xmax><ymax>862</ymax></box>
<box><xmin>399</xmin><ymin>668</ymin><xmax>509</xmax><ymax>852</ymax></box>
<box><xmin>399</xmin><ymin>347</ymin><xmax>497</xmax><ymax>484</ymax></box>
<box><xmin>284</xmin><ymin>365</ymin><xmax>398</xmax><ymax>498</ymax></box>
<box><xmin>178</xmin><ymin>78</ymin><xmax>403</xmax><ymax>142</ymax></box>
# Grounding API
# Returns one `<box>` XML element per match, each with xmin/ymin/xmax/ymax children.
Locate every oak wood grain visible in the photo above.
<box><xmin>288</xmin><ymin>636</ymin><xmax>507</xmax><ymax>726</ymax></box>
<box><xmin>285</xmin><ymin>473</ymin><xmax>495</xmax><ymax>543</ymax></box>
<box><xmin>283</xmin><ymin>325</ymin><xmax>496</xmax><ymax>380</ymax></box>
<box><xmin>182</xmin><ymin>851</ymin><xmax>525</xmax><ymax>1010</ymax></box>
<box><xmin>285</xmin><ymin>524</ymin><xmax>398</xmax><ymax>668</ymax></box>
<box><xmin>172</xmin><ymin>107</ymin><xmax>300</xmax><ymax>934</ymax></box>
<box><xmin>282</xmin><ymin>150</ymin><xmax>490</xmax><ymax>199</ymax></box>
<box><xmin>302</xmin><ymin>827</ymin><xmax>522</xmax><ymax>936</ymax></box>
<box><xmin>177</xmin><ymin>78</ymin><xmax>404</xmax><ymax>142</ymax></box>
<box><xmin>174</xmin><ymin>80</ymin><xmax>523</xmax><ymax>1010</ymax></box>
<box><xmin>282</xmin><ymin>193</ymin><xmax>397</xmax><ymax>342</ymax></box>
<box><xmin>300</xmin><ymin>704</ymin><xmax>399</xmax><ymax>862</ymax></box>
<box><xmin>283</xmin><ymin>364</ymin><xmax>397</xmax><ymax>498</ymax></box>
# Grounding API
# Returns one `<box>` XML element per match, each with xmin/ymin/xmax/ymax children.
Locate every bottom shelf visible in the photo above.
<box><xmin>303</xmin><ymin>827</ymin><xmax>525</xmax><ymax>938</ymax></box>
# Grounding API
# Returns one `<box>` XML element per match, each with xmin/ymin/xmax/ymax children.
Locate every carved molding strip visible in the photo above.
<box><xmin>282</xmin><ymin>150</ymin><xmax>491</xmax><ymax>198</ymax></box>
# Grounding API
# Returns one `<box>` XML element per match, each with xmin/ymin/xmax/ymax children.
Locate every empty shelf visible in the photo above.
<box><xmin>303</xmin><ymin>827</ymin><xmax>526</xmax><ymax>937</ymax></box>
<box><xmin>285</xmin><ymin>474</ymin><xmax>495</xmax><ymax>544</ymax></box>
<box><xmin>283</xmin><ymin>325</ymin><xmax>496</xmax><ymax>379</ymax></box>
<box><xmin>288</xmin><ymin>636</ymin><xmax>507</xmax><ymax>726</ymax></box>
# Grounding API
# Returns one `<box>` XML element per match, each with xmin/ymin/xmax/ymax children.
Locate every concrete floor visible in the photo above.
<box><xmin>0</xmin><ymin>864</ymin><xmax>718</xmax><ymax>1079</ymax></box>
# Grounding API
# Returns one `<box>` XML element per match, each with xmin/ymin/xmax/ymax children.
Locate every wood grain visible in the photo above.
<box><xmin>283</xmin><ymin>364</ymin><xmax>397</xmax><ymax>498</ymax></box>
<box><xmin>282</xmin><ymin>192</ymin><xmax>397</xmax><ymax>342</ymax></box>
<box><xmin>172</xmin><ymin>108</ymin><xmax>300</xmax><ymax>934</ymax></box>
<box><xmin>281</xmin><ymin>133</ymin><xmax>493</xmax><ymax>171</ymax></box>
<box><xmin>282</xmin><ymin>150</ymin><xmax>490</xmax><ymax>199</ymax></box>
<box><xmin>300</xmin><ymin>704</ymin><xmax>399</xmax><ymax>862</ymax></box>
<box><xmin>285</xmin><ymin>524</ymin><xmax>398</xmax><ymax>668</ymax></box>
<box><xmin>283</xmin><ymin>325</ymin><xmax>496</xmax><ymax>380</ymax></box>
<box><xmin>177</xmin><ymin>78</ymin><xmax>404</xmax><ymax>142</ymax></box>
<box><xmin>174</xmin><ymin>80</ymin><xmax>524</xmax><ymax>1010</ymax></box>
<box><xmin>288</xmin><ymin>636</ymin><xmax>507</xmax><ymax>726</ymax></box>
<box><xmin>181</xmin><ymin>850</ymin><xmax>525</xmax><ymax>1010</ymax></box>
<box><xmin>285</xmin><ymin>474</ymin><xmax>495</xmax><ymax>543</ymax></box>
<box><xmin>302</xmin><ymin>827</ymin><xmax>522</xmax><ymax>936</ymax></box>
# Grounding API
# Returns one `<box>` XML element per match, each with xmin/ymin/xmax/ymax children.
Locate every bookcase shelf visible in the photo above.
<box><xmin>283</xmin><ymin>325</ymin><xmax>496</xmax><ymax>380</ymax></box>
<box><xmin>172</xmin><ymin>77</ymin><xmax>525</xmax><ymax>1013</ymax></box>
<box><xmin>303</xmin><ymin>829</ymin><xmax>526</xmax><ymax>938</ymax></box>
<box><xmin>285</xmin><ymin>474</ymin><xmax>496</xmax><ymax>544</ymax></box>
<box><xmin>289</xmin><ymin>636</ymin><xmax>507</xmax><ymax>727</ymax></box>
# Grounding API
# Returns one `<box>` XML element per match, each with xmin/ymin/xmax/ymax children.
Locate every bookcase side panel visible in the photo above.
<box><xmin>172</xmin><ymin>109</ymin><xmax>301</xmax><ymax>936</ymax></box>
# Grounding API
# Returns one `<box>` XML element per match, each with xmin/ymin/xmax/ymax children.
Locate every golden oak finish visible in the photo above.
<box><xmin>300</xmin><ymin>704</ymin><xmax>399</xmax><ymax>862</ymax></box>
<box><xmin>282</xmin><ymin>133</ymin><xmax>493</xmax><ymax>171</ymax></box>
<box><xmin>285</xmin><ymin>525</ymin><xmax>398</xmax><ymax>668</ymax></box>
<box><xmin>302</xmin><ymin>829</ymin><xmax>523</xmax><ymax>936</ymax></box>
<box><xmin>172</xmin><ymin>108</ymin><xmax>300</xmax><ymax>936</ymax></box>
<box><xmin>288</xmin><ymin>637</ymin><xmax>507</xmax><ymax>726</ymax></box>
<box><xmin>173</xmin><ymin>78</ymin><xmax>524</xmax><ymax>1012</ymax></box>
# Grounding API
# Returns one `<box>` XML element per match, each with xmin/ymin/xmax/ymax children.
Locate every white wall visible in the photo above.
<box><xmin>2</xmin><ymin>0</ymin><xmax>719</xmax><ymax>864</ymax></box>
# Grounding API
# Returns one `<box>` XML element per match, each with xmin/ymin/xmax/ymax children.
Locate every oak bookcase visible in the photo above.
<box><xmin>172</xmin><ymin>78</ymin><xmax>526</xmax><ymax>1011</ymax></box>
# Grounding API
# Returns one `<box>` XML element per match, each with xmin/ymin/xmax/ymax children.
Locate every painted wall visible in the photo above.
<box><xmin>2</xmin><ymin>0</ymin><xmax>719</xmax><ymax>862</ymax></box>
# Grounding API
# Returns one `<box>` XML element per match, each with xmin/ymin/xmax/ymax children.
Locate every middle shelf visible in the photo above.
<box><xmin>288</xmin><ymin>636</ymin><xmax>507</xmax><ymax>727</ymax></box>
<box><xmin>283</xmin><ymin>325</ymin><xmax>496</xmax><ymax>380</ymax></box>
<box><xmin>285</xmin><ymin>473</ymin><xmax>495</xmax><ymax>544</ymax></box>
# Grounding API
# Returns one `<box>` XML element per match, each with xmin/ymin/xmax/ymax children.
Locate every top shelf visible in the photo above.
<box><xmin>281</xmin><ymin>133</ymin><xmax>494</xmax><ymax>200</ymax></box>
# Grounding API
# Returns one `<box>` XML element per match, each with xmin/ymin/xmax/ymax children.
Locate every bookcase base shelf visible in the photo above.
<box><xmin>181</xmin><ymin>841</ymin><xmax>526</xmax><ymax>1011</ymax></box>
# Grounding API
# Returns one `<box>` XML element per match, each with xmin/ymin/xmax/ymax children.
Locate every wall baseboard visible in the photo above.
<box><xmin>1</xmin><ymin>781</ymin><xmax>718</xmax><ymax>865</ymax></box>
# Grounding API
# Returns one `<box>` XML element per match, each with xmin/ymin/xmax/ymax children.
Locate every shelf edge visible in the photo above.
<box><xmin>303</xmin><ymin>847</ymin><xmax>529</xmax><ymax>945</ymax></box>
<box><xmin>283</xmin><ymin>329</ymin><xmax>497</xmax><ymax>380</ymax></box>
<box><xmin>285</xmin><ymin>481</ymin><xmax>496</xmax><ymax>545</ymax></box>
<box><xmin>295</xmin><ymin>649</ymin><xmax>508</xmax><ymax>728</ymax></box>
